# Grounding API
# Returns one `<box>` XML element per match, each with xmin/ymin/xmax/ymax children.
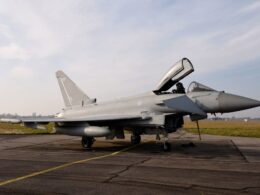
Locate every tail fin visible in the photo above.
<box><xmin>56</xmin><ymin>70</ymin><xmax>96</xmax><ymax>108</ymax></box>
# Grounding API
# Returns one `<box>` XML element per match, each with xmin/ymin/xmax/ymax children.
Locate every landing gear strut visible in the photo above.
<box><xmin>161</xmin><ymin>133</ymin><xmax>171</xmax><ymax>152</ymax></box>
<box><xmin>131</xmin><ymin>134</ymin><xmax>141</xmax><ymax>145</ymax></box>
<box><xmin>81</xmin><ymin>136</ymin><xmax>95</xmax><ymax>149</ymax></box>
<box><xmin>162</xmin><ymin>142</ymin><xmax>171</xmax><ymax>152</ymax></box>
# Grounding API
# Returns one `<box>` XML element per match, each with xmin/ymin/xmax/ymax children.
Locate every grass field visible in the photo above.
<box><xmin>184</xmin><ymin>119</ymin><xmax>260</xmax><ymax>138</ymax></box>
<box><xmin>0</xmin><ymin>123</ymin><xmax>53</xmax><ymax>134</ymax></box>
<box><xmin>1</xmin><ymin>120</ymin><xmax>260</xmax><ymax>138</ymax></box>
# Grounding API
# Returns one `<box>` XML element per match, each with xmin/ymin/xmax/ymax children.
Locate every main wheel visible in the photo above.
<box><xmin>131</xmin><ymin>134</ymin><xmax>141</xmax><ymax>145</ymax></box>
<box><xmin>81</xmin><ymin>136</ymin><xmax>94</xmax><ymax>149</ymax></box>
<box><xmin>162</xmin><ymin>142</ymin><xmax>171</xmax><ymax>152</ymax></box>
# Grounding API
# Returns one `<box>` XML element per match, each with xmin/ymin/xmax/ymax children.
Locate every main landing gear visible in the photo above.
<box><xmin>131</xmin><ymin>134</ymin><xmax>141</xmax><ymax>145</ymax></box>
<box><xmin>81</xmin><ymin>136</ymin><xmax>95</xmax><ymax>149</ymax></box>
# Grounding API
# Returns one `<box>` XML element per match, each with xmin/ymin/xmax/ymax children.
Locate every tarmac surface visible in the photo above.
<box><xmin>0</xmin><ymin>132</ymin><xmax>260</xmax><ymax>195</ymax></box>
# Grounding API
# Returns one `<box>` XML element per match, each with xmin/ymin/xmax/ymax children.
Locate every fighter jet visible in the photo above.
<box><xmin>1</xmin><ymin>58</ymin><xmax>260</xmax><ymax>151</ymax></box>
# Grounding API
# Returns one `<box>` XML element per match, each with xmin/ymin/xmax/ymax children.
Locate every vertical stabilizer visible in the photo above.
<box><xmin>56</xmin><ymin>70</ymin><xmax>95</xmax><ymax>108</ymax></box>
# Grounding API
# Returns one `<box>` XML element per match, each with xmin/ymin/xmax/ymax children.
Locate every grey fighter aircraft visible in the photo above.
<box><xmin>1</xmin><ymin>58</ymin><xmax>260</xmax><ymax>151</ymax></box>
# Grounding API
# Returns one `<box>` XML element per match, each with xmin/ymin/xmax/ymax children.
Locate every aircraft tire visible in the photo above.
<box><xmin>81</xmin><ymin>136</ymin><xmax>94</xmax><ymax>149</ymax></box>
<box><xmin>131</xmin><ymin>134</ymin><xmax>141</xmax><ymax>145</ymax></box>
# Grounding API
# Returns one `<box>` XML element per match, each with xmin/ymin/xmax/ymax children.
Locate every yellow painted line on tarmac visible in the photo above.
<box><xmin>0</xmin><ymin>141</ymin><xmax>150</xmax><ymax>187</ymax></box>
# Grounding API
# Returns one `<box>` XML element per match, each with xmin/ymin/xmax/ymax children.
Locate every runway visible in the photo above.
<box><xmin>0</xmin><ymin>132</ymin><xmax>260</xmax><ymax>195</ymax></box>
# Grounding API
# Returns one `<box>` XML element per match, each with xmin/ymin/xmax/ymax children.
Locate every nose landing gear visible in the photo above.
<box><xmin>162</xmin><ymin>142</ymin><xmax>171</xmax><ymax>152</ymax></box>
<box><xmin>156</xmin><ymin>133</ymin><xmax>171</xmax><ymax>152</ymax></box>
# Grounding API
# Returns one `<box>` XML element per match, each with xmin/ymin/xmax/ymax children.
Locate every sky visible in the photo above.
<box><xmin>0</xmin><ymin>0</ymin><xmax>260</xmax><ymax>118</ymax></box>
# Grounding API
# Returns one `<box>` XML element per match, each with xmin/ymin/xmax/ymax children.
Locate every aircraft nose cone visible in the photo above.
<box><xmin>219</xmin><ymin>93</ymin><xmax>260</xmax><ymax>113</ymax></box>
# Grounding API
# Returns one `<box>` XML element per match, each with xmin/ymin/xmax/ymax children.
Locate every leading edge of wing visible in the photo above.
<box><xmin>0</xmin><ymin>115</ymin><xmax>144</xmax><ymax>124</ymax></box>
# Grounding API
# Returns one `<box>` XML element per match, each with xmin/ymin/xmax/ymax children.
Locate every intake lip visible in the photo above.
<box><xmin>218</xmin><ymin>92</ymin><xmax>260</xmax><ymax>113</ymax></box>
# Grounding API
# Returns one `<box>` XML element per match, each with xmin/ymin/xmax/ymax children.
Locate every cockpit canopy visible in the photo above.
<box><xmin>154</xmin><ymin>58</ymin><xmax>194</xmax><ymax>93</ymax></box>
<box><xmin>187</xmin><ymin>81</ymin><xmax>216</xmax><ymax>93</ymax></box>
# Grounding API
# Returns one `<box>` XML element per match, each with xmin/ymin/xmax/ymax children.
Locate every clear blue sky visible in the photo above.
<box><xmin>0</xmin><ymin>0</ymin><xmax>260</xmax><ymax>117</ymax></box>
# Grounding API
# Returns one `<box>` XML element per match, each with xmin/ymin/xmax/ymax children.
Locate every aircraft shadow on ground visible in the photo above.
<box><xmin>20</xmin><ymin>139</ymin><xmax>258</xmax><ymax>160</ymax></box>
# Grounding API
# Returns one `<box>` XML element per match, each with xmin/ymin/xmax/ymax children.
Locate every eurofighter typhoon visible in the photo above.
<box><xmin>2</xmin><ymin>58</ymin><xmax>260</xmax><ymax>151</ymax></box>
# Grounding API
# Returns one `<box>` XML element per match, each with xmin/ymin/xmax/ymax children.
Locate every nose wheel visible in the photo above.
<box><xmin>131</xmin><ymin>134</ymin><xmax>141</xmax><ymax>145</ymax></box>
<box><xmin>81</xmin><ymin>136</ymin><xmax>95</xmax><ymax>149</ymax></box>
